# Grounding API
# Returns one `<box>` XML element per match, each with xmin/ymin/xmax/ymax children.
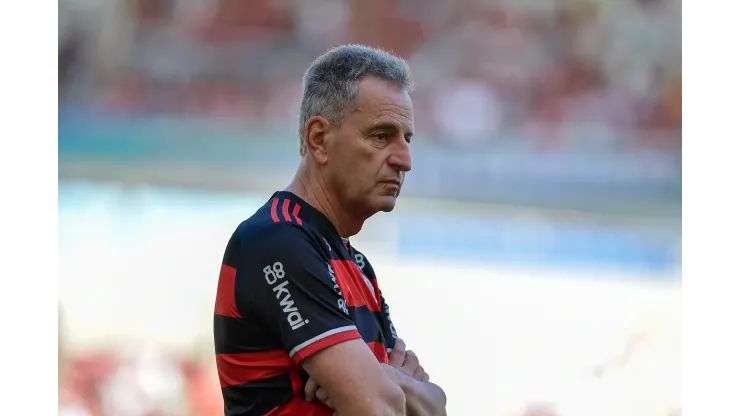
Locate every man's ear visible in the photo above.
<box><xmin>305</xmin><ymin>116</ymin><xmax>332</xmax><ymax>165</ymax></box>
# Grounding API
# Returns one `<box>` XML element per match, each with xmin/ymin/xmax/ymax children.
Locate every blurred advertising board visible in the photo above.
<box><xmin>59</xmin><ymin>110</ymin><xmax>680</xmax><ymax>215</ymax></box>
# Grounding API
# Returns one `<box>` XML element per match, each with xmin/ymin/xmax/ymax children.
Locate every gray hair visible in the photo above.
<box><xmin>298</xmin><ymin>44</ymin><xmax>414</xmax><ymax>156</ymax></box>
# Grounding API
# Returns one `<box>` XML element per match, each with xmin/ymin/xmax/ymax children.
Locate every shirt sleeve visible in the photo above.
<box><xmin>235</xmin><ymin>224</ymin><xmax>362</xmax><ymax>363</ymax></box>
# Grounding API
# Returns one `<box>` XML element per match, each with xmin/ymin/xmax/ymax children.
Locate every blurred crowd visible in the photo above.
<box><xmin>59</xmin><ymin>317</ymin><xmax>223</xmax><ymax>416</ymax></box>
<box><xmin>58</xmin><ymin>311</ymin><xmax>680</xmax><ymax>416</ymax></box>
<box><xmin>59</xmin><ymin>0</ymin><xmax>681</xmax><ymax>153</ymax></box>
<box><xmin>59</xmin><ymin>347</ymin><xmax>222</xmax><ymax>416</ymax></box>
<box><xmin>58</xmin><ymin>333</ymin><xmax>679</xmax><ymax>416</ymax></box>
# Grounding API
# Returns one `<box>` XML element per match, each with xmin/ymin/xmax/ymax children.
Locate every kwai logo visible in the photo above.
<box><xmin>328</xmin><ymin>263</ymin><xmax>349</xmax><ymax>315</ymax></box>
<box><xmin>263</xmin><ymin>262</ymin><xmax>308</xmax><ymax>330</ymax></box>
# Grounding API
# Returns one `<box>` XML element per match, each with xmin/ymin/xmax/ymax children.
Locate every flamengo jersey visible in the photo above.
<box><xmin>214</xmin><ymin>191</ymin><xmax>399</xmax><ymax>415</ymax></box>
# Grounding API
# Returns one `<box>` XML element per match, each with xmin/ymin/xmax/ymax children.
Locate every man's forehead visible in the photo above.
<box><xmin>355</xmin><ymin>78</ymin><xmax>413</xmax><ymax>124</ymax></box>
<box><xmin>366</xmin><ymin>111</ymin><xmax>413</xmax><ymax>132</ymax></box>
<box><xmin>356</xmin><ymin>78</ymin><xmax>412</xmax><ymax>107</ymax></box>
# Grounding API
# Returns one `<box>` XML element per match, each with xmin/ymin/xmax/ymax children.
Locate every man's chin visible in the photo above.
<box><xmin>377</xmin><ymin>195</ymin><xmax>398</xmax><ymax>212</ymax></box>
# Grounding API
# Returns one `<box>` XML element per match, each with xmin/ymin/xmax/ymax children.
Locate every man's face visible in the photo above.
<box><xmin>326</xmin><ymin>77</ymin><xmax>414</xmax><ymax>216</ymax></box>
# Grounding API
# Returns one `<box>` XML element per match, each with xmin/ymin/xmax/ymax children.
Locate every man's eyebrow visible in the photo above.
<box><xmin>367</xmin><ymin>122</ymin><xmax>413</xmax><ymax>135</ymax></box>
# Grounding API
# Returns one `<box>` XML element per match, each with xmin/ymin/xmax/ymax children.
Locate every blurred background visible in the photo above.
<box><xmin>58</xmin><ymin>0</ymin><xmax>681</xmax><ymax>415</ymax></box>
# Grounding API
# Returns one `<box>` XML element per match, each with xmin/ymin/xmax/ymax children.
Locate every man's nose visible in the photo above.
<box><xmin>388</xmin><ymin>140</ymin><xmax>412</xmax><ymax>172</ymax></box>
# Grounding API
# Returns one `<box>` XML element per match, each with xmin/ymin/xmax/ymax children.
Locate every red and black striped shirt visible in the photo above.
<box><xmin>214</xmin><ymin>191</ymin><xmax>398</xmax><ymax>415</ymax></box>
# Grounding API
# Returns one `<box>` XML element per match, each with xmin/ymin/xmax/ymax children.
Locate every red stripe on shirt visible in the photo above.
<box><xmin>270</xmin><ymin>198</ymin><xmax>280</xmax><ymax>223</ymax></box>
<box><xmin>292</xmin><ymin>203</ymin><xmax>303</xmax><ymax>226</ymax></box>
<box><xmin>292</xmin><ymin>329</ymin><xmax>362</xmax><ymax>364</ymax></box>
<box><xmin>216</xmin><ymin>350</ymin><xmax>295</xmax><ymax>388</ymax></box>
<box><xmin>214</xmin><ymin>264</ymin><xmax>242</xmax><ymax>318</ymax></box>
<box><xmin>289</xmin><ymin>370</ymin><xmax>302</xmax><ymax>396</ymax></box>
<box><xmin>367</xmin><ymin>341</ymin><xmax>390</xmax><ymax>364</ymax></box>
<box><xmin>330</xmin><ymin>260</ymin><xmax>382</xmax><ymax>312</ymax></box>
<box><xmin>263</xmin><ymin>368</ymin><xmax>333</xmax><ymax>416</ymax></box>
<box><xmin>281</xmin><ymin>198</ymin><xmax>293</xmax><ymax>222</ymax></box>
<box><xmin>264</xmin><ymin>397</ymin><xmax>333</xmax><ymax>416</ymax></box>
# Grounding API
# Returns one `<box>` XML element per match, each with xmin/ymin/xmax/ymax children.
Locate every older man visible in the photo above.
<box><xmin>213</xmin><ymin>44</ymin><xmax>446</xmax><ymax>416</ymax></box>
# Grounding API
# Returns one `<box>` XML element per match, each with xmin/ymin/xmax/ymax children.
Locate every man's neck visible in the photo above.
<box><xmin>285</xmin><ymin>160</ymin><xmax>364</xmax><ymax>238</ymax></box>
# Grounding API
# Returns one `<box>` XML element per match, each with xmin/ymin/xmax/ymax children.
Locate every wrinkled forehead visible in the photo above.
<box><xmin>354</xmin><ymin>78</ymin><xmax>414</xmax><ymax>130</ymax></box>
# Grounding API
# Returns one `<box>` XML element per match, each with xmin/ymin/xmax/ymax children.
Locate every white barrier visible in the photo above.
<box><xmin>59</xmin><ymin>181</ymin><xmax>680</xmax><ymax>415</ymax></box>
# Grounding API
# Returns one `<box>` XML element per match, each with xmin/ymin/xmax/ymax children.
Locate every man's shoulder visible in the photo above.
<box><xmin>233</xmin><ymin>213</ymin><xmax>326</xmax><ymax>259</ymax></box>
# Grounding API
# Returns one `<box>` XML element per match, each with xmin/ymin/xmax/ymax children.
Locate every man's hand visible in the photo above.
<box><xmin>305</xmin><ymin>377</ymin><xmax>336</xmax><ymax>412</ymax></box>
<box><xmin>380</xmin><ymin>363</ymin><xmax>447</xmax><ymax>416</ymax></box>
<box><xmin>388</xmin><ymin>338</ymin><xmax>430</xmax><ymax>382</ymax></box>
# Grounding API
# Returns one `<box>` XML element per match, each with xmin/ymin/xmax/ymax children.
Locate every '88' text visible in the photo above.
<box><xmin>263</xmin><ymin>262</ymin><xmax>308</xmax><ymax>330</ymax></box>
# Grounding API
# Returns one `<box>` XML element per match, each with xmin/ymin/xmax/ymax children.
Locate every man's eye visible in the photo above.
<box><xmin>375</xmin><ymin>133</ymin><xmax>389</xmax><ymax>141</ymax></box>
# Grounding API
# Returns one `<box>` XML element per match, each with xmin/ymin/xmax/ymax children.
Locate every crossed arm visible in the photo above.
<box><xmin>380</xmin><ymin>339</ymin><xmax>447</xmax><ymax>416</ymax></box>
<box><xmin>381</xmin><ymin>364</ymin><xmax>447</xmax><ymax>416</ymax></box>
<box><xmin>304</xmin><ymin>338</ymin><xmax>447</xmax><ymax>416</ymax></box>
<box><xmin>235</xmin><ymin>228</ymin><xmax>445</xmax><ymax>415</ymax></box>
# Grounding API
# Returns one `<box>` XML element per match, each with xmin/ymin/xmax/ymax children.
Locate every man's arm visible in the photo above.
<box><xmin>308</xmin><ymin>358</ymin><xmax>446</xmax><ymax>416</ymax></box>
<box><xmin>308</xmin><ymin>337</ymin><xmax>447</xmax><ymax>415</ymax></box>
<box><xmin>238</xmin><ymin>225</ymin><xmax>406</xmax><ymax>416</ymax></box>
<box><xmin>303</xmin><ymin>339</ymin><xmax>406</xmax><ymax>416</ymax></box>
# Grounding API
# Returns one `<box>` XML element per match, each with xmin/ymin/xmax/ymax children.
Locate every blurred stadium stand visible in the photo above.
<box><xmin>59</xmin><ymin>0</ymin><xmax>681</xmax><ymax>415</ymax></box>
